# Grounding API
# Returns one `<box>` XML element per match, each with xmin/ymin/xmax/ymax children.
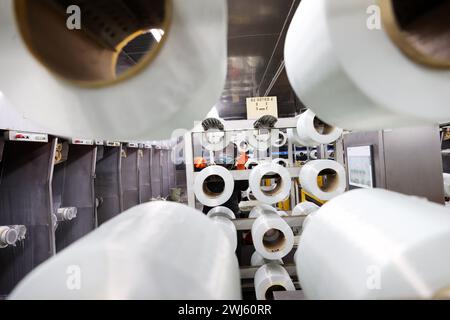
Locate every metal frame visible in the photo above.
<box><xmin>185</xmin><ymin>117</ymin><xmax>301</xmax><ymax>209</ymax></box>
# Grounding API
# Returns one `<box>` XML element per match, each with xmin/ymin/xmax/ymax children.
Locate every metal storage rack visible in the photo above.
<box><xmin>0</xmin><ymin>116</ymin><xmax>177</xmax><ymax>296</ymax></box>
<box><xmin>52</xmin><ymin>140</ymin><xmax>97</xmax><ymax>252</ymax></box>
<box><xmin>184</xmin><ymin>117</ymin><xmax>329</xmax><ymax>210</ymax></box>
<box><xmin>0</xmin><ymin>133</ymin><xmax>56</xmax><ymax>297</ymax></box>
<box><xmin>184</xmin><ymin>117</ymin><xmax>336</xmax><ymax>298</ymax></box>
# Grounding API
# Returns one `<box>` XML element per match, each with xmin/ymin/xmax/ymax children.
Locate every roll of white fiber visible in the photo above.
<box><xmin>443</xmin><ymin>173</ymin><xmax>450</xmax><ymax>197</ymax></box>
<box><xmin>10</xmin><ymin>201</ymin><xmax>241</xmax><ymax>299</ymax></box>
<box><xmin>299</xmin><ymin>160</ymin><xmax>346</xmax><ymax>201</ymax></box>
<box><xmin>207</xmin><ymin>206</ymin><xmax>236</xmax><ymax>220</ymax></box>
<box><xmin>292</xmin><ymin>202</ymin><xmax>320</xmax><ymax>217</ymax></box>
<box><xmin>0</xmin><ymin>0</ymin><xmax>228</xmax><ymax>140</ymax></box>
<box><xmin>295</xmin><ymin>110</ymin><xmax>343</xmax><ymax>147</ymax></box>
<box><xmin>194</xmin><ymin>165</ymin><xmax>234</xmax><ymax>207</ymax></box>
<box><xmin>297</xmin><ymin>189</ymin><xmax>450</xmax><ymax>300</ymax></box>
<box><xmin>249</xmin><ymin>163</ymin><xmax>292</xmax><ymax>204</ymax></box>
<box><xmin>272</xmin><ymin>158</ymin><xmax>289</xmax><ymax>168</ymax></box>
<box><xmin>254</xmin><ymin>263</ymin><xmax>295</xmax><ymax>300</ymax></box>
<box><xmin>284</xmin><ymin>0</ymin><xmax>450</xmax><ymax>130</ymax></box>
<box><xmin>252</xmin><ymin>210</ymin><xmax>294</xmax><ymax>260</ymax></box>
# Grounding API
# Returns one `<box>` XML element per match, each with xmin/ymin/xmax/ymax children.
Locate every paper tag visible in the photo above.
<box><xmin>246</xmin><ymin>96</ymin><xmax>278</xmax><ymax>119</ymax></box>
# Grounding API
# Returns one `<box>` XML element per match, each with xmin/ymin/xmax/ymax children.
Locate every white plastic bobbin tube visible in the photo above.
<box><xmin>251</xmin><ymin>210</ymin><xmax>294</xmax><ymax>260</ymax></box>
<box><xmin>201</xmin><ymin>129</ymin><xmax>231</xmax><ymax>152</ymax></box>
<box><xmin>254</xmin><ymin>263</ymin><xmax>295</xmax><ymax>300</ymax></box>
<box><xmin>56</xmin><ymin>207</ymin><xmax>78</xmax><ymax>221</ymax></box>
<box><xmin>295</xmin><ymin>110</ymin><xmax>343</xmax><ymax>147</ymax></box>
<box><xmin>249</xmin><ymin>163</ymin><xmax>292</xmax><ymax>204</ymax></box>
<box><xmin>299</xmin><ymin>160</ymin><xmax>346</xmax><ymax>201</ymax></box>
<box><xmin>0</xmin><ymin>226</ymin><xmax>19</xmax><ymax>248</ymax></box>
<box><xmin>271</xmin><ymin>130</ymin><xmax>288</xmax><ymax>148</ymax></box>
<box><xmin>247</xmin><ymin>130</ymin><xmax>272</xmax><ymax>151</ymax></box>
<box><xmin>194</xmin><ymin>165</ymin><xmax>235</xmax><ymax>207</ymax></box>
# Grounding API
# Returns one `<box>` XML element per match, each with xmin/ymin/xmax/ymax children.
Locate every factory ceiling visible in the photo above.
<box><xmin>117</xmin><ymin>0</ymin><xmax>304</xmax><ymax>120</ymax></box>
<box><xmin>218</xmin><ymin>0</ymin><xmax>303</xmax><ymax>120</ymax></box>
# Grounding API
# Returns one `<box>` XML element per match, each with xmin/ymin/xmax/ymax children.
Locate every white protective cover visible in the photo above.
<box><xmin>0</xmin><ymin>0</ymin><xmax>227</xmax><ymax>140</ymax></box>
<box><xmin>295</xmin><ymin>110</ymin><xmax>343</xmax><ymax>147</ymax></box>
<box><xmin>284</xmin><ymin>0</ymin><xmax>450</xmax><ymax>130</ymax></box>
<box><xmin>254</xmin><ymin>263</ymin><xmax>295</xmax><ymax>300</ymax></box>
<box><xmin>297</xmin><ymin>189</ymin><xmax>450</xmax><ymax>300</ymax></box>
<box><xmin>299</xmin><ymin>160</ymin><xmax>346</xmax><ymax>201</ymax></box>
<box><xmin>10</xmin><ymin>201</ymin><xmax>241</xmax><ymax>300</ymax></box>
<box><xmin>194</xmin><ymin>165</ymin><xmax>234</xmax><ymax>207</ymax></box>
<box><xmin>249</xmin><ymin>163</ymin><xmax>292</xmax><ymax>204</ymax></box>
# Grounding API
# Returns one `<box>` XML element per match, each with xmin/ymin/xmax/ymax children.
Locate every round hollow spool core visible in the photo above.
<box><xmin>247</xmin><ymin>130</ymin><xmax>272</xmax><ymax>151</ymax></box>
<box><xmin>249</xmin><ymin>163</ymin><xmax>292</xmax><ymax>204</ymax></box>
<box><xmin>271</xmin><ymin>130</ymin><xmax>288</xmax><ymax>148</ymax></box>
<box><xmin>207</xmin><ymin>206</ymin><xmax>236</xmax><ymax>220</ymax></box>
<box><xmin>299</xmin><ymin>160</ymin><xmax>346</xmax><ymax>201</ymax></box>
<box><xmin>254</xmin><ymin>263</ymin><xmax>295</xmax><ymax>300</ymax></box>
<box><xmin>194</xmin><ymin>165</ymin><xmax>234</xmax><ymax>207</ymax></box>
<box><xmin>57</xmin><ymin>207</ymin><xmax>78</xmax><ymax>221</ymax></box>
<box><xmin>14</xmin><ymin>0</ymin><xmax>170</xmax><ymax>85</ymax></box>
<box><xmin>251</xmin><ymin>211</ymin><xmax>294</xmax><ymax>260</ymax></box>
<box><xmin>381</xmin><ymin>0</ymin><xmax>450</xmax><ymax>69</ymax></box>
<box><xmin>272</xmin><ymin>158</ymin><xmax>289</xmax><ymax>168</ymax></box>
<box><xmin>246</xmin><ymin>188</ymin><xmax>257</xmax><ymax>201</ymax></box>
<box><xmin>202</xmin><ymin>129</ymin><xmax>231</xmax><ymax>152</ymax></box>
<box><xmin>0</xmin><ymin>227</ymin><xmax>19</xmax><ymax>248</ymax></box>
<box><xmin>296</xmin><ymin>110</ymin><xmax>343</xmax><ymax>147</ymax></box>
<box><xmin>250</xmin><ymin>251</ymin><xmax>283</xmax><ymax>267</ymax></box>
<box><xmin>284</xmin><ymin>0</ymin><xmax>450</xmax><ymax>131</ymax></box>
<box><xmin>237</xmin><ymin>139</ymin><xmax>250</xmax><ymax>153</ymax></box>
<box><xmin>0</xmin><ymin>0</ymin><xmax>227</xmax><ymax>140</ymax></box>
<box><xmin>245</xmin><ymin>159</ymin><xmax>259</xmax><ymax>170</ymax></box>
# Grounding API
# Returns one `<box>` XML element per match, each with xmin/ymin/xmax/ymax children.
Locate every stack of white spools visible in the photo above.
<box><xmin>282</xmin><ymin>0</ymin><xmax>450</xmax><ymax>300</ymax></box>
<box><xmin>249</xmin><ymin>205</ymin><xmax>295</xmax><ymax>300</ymax></box>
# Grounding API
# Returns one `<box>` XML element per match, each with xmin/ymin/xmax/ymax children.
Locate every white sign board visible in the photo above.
<box><xmin>246</xmin><ymin>96</ymin><xmax>278</xmax><ymax>119</ymax></box>
<box><xmin>347</xmin><ymin>145</ymin><xmax>374</xmax><ymax>189</ymax></box>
